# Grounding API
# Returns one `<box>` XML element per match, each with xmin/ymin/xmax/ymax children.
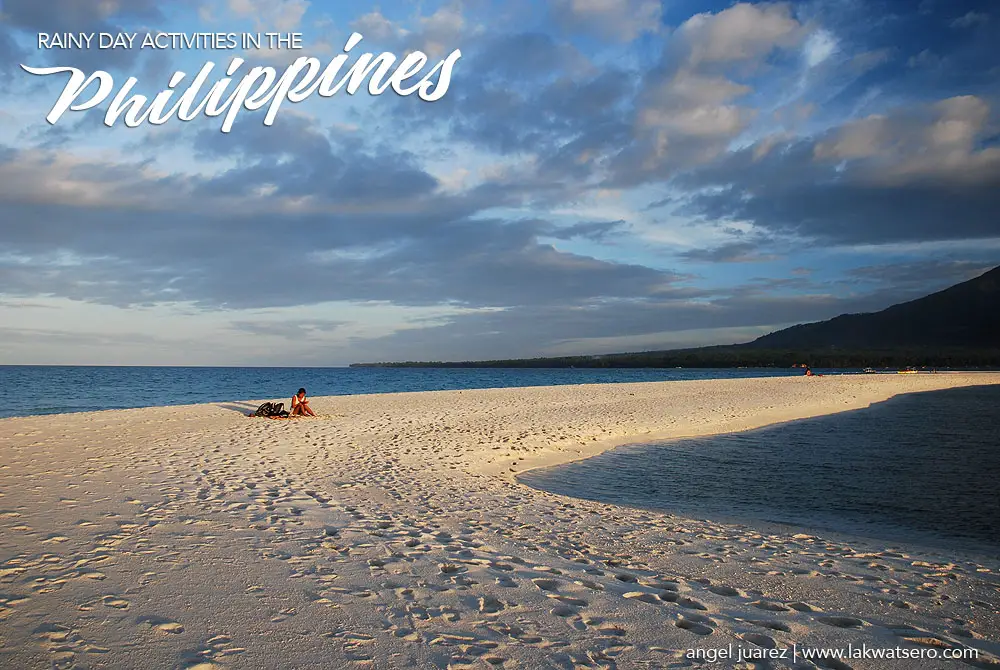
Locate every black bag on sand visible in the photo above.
<box><xmin>254</xmin><ymin>402</ymin><xmax>289</xmax><ymax>418</ymax></box>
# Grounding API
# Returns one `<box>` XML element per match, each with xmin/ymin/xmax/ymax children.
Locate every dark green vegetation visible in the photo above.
<box><xmin>352</xmin><ymin>266</ymin><xmax>1000</xmax><ymax>369</ymax></box>
<box><xmin>749</xmin><ymin>265</ymin><xmax>1000</xmax><ymax>350</ymax></box>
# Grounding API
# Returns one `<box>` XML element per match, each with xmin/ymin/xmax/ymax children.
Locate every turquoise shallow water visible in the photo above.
<box><xmin>0</xmin><ymin>365</ymin><xmax>811</xmax><ymax>419</ymax></box>
<box><xmin>520</xmin><ymin>385</ymin><xmax>1000</xmax><ymax>554</ymax></box>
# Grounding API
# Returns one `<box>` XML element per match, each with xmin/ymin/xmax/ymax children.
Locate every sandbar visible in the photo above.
<box><xmin>1</xmin><ymin>373</ymin><xmax>999</xmax><ymax>668</ymax></box>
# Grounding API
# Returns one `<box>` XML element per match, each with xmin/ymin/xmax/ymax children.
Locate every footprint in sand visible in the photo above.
<box><xmin>550</xmin><ymin>605</ymin><xmax>577</xmax><ymax>617</ymax></box>
<box><xmin>623</xmin><ymin>591</ymin><xmax>659</xmax><ymax>605</ymax></box>
<box><xmin>707</xmin><ymin>584</ymin><xmax>742</xmax><ymax>597</ymax></box>
<box><xmin>101</xmin><ymin>595</ymin><xmax>129</xmax><ymax>609</ymax></box>
<box><xmin>740</xmin><ymin>632</ymin><xmax>777</xmax><ymax>649</ymax></box>
<box><xmin>750</xmin><ymin>600</ymin><xmax>790</xmax><ymax>612</ymax></box>
<box><xmin>675</xmin><ymin>595</ymin><xmax>708</xmax><ymax>610</ymax></box>
<box><xmin>157</xmin><ymin>622</ymin><xmax>185</xmax><ymax>634</ymax></box>
<box><xmin>574</xmin><ymin>579</ymin><xmax>604</xmax><ymax>591</ymax></box>
<box><xmin>478</xmin><ymin>595</ymin><xmax>505</xmax><ymax>614</ymax></box>
<box><xmin>675</xmin><ymin>613</ymin><xmax>716</xmax><ymax>635</ymax></box>
<box><xmin>531</xmin><ymin>578</ymin><xmax>561</xmax><ymax>593</ymax></box>
<box><xmin>788</xmin><ymin>601</ymin><xmax>820</xmax><ymax>612</ymax></box>
<box><xmin>747</xmin><ymin>619</ymin><xmax>791</xmax><ymax>632</ymax></box>
<box><xmin>138</xmin><ymin>615</ymin><xmax>184</xmax><ymax>634</ymax></box>
<box><xmin>817</xmin><ymin>615</ymin><xmax>865</xmax><ymax>629</ymax></box>
<box><xmin>590</xmin><ymin>621</ymin><xmax>626</xmax><ymax>637</ymax></box>
<box><xmin>339</xmin><ymin>631</ymin><xmax>377</xmax><ymax>662</ymax></box>
<box><xmin>948</xmin><ymin>626</ymin><xmax>980</xmax><ymax>639</ymax></box>
<box><xmin>655</xmin><ymin>591</ymin><xmax>706</xmax><ymax>610</ymax></box>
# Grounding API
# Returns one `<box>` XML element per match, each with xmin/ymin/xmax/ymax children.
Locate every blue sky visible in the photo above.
<box><xmin>0</xmin><ymin>0</ymin><xmax>997</xmax><ymax>365</ymax></box>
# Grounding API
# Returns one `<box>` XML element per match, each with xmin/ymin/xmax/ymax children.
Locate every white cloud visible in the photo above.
<box><xmin>814</xmin><ymin>96</ymin><xmax>1000</xmax><ymax>185</ymax></box>
<box><xmin>351</xmin><ymin>8</ymin><xmax>409</xmax><ymax>43</ymax></box>
<box><xmin>227</xmin><ymin>0</ymin><xmax>309</xmax><ymax>31</ymax></box>
<box><xmin>803</xmin><ymin>29</ymin><xmax>838</xmax><ymax>68</ymax></box>
<box><xmin>416</xmin><ymin>1</ymin><xmax>468</xmax><ymax>57</ymax></box>
<box><xmin>550</xmin><ymin>0</ymin><xmax>662</xmax><ymax>42</ymax></box>
<box><xmin>907</xmin><ymin>49</ymin><xmax>940</xmax><ymax>69</ymax></box>
<box><xmin>950</xmin><ymin>11</ymin><xmax>989</xmax><ymax>29</ymax></box>
<box><xmin>348</xmin><ymin>1</ymin><xmax>470</xmax><ymax>57</ymax></box>
<box><xmin>679</xmin><ymin>2</ymin><xmax>803</xmax><ymax>65</ymax></box>
<box><xmin>619</xmin><ymin>3</ymin><xmax>807</xmax><ymax>181</ymax></box>
<box><xmin>543</xmin><ymin>324</ymin><xmax>780</xmax><ymax>355</ymax></box>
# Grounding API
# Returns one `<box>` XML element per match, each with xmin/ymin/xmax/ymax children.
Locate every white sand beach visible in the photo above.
<box><xmin>2</xmin><ymin>374</ymin><xmax>999</xmax><ymax>669</ymax></box>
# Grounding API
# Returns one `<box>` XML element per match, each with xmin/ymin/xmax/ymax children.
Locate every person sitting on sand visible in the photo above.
<box><xmin>290</xmin><ymin>388</ymin><xmax>316</xmax><ymax>417</ymax></box>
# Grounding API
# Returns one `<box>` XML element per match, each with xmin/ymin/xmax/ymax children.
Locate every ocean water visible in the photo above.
<box><xmin>520</xmin><ymin>385</ymin><xmax>1000</xmax><ymax>554</ymax></box>
<box><xmin>0</xmin><ymin>365</ymin><xmax>809</xmax><ymax>419</ymax></box>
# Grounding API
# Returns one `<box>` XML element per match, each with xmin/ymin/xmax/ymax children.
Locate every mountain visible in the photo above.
<box><xmin>748</xmin><ymin>265</ymin><xmax>1000</xmax><ymax>350</ymax></box>
<box><xmin>352</xmin><ymin>265</ymin><xmax>1000</xmax><ymax>368</ymax></box>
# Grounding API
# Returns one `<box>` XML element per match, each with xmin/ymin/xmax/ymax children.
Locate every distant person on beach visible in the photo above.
<box><xmin>804</xmin><ymin>366</ymin><xmax>823</xmax><ymax>377</ymax></box>
<box><xmin>290</xmin><ymin>388</ymin><xmax>316</xmax><ymax>417</ymax></box>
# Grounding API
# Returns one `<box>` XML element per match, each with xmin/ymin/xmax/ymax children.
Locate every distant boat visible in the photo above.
<box><xmin>863</xmin><ymin>367</ymin><xmax>876</xmax><ymax>374</ymax></box>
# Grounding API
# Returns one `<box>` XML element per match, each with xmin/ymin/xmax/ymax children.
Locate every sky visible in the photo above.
<box><xmin>0</xmin><ymin>0</ymin><xmax>997</xmax><ymax>366</ymax></box>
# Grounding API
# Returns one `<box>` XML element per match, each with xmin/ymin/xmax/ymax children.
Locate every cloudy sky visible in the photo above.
<box><xmin>0</xmin><ymin>0</ymin><xmax>997</xmax><ymax>365</ymax></box>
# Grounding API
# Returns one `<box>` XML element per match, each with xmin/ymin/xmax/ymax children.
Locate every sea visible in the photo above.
<box><xmin>520</xmin><ymin>384</ymin><xmax>1000</xmax><ymax>555</ymax></box>
<box><xmin>0</xmin><ymin>365</ymin><xmax>810</xmax><ymax>420</ymax></box>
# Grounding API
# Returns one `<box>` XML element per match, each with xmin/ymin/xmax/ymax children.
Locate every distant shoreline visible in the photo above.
<box><xmin>350</xmin><ymin>346</ymin><xmax>1000</xmax><ymax>369</ymax></box>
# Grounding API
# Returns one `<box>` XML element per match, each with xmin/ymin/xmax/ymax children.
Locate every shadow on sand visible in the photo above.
<box><xmin>216</xmin><ymin>401</ymin><xmax>259</xmax><ymax>414</ymax></box>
